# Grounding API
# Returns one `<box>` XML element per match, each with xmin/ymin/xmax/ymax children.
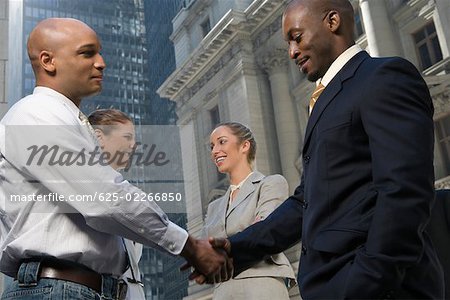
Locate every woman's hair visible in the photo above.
<box><xmin>216</xmin><ymin>122</ymin><xmax>256</xmax><ymax>163</ymax></box>
<box><xmin>88</xmin><ymin>109</ymin><xmax>133</xmax><ymax>135</ymax></box>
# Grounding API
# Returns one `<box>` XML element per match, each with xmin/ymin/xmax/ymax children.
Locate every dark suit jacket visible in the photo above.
<box><xmin>229</xmin><ymin>51</ymin><xmax>444</xmax><ymax>299</ymax></box>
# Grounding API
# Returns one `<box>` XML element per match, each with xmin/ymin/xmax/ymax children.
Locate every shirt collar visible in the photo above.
<box><xmin>318</xmin><ymin>44</ymin><xmax>363</xmax><ymax>87</ymax></box>
<box><xmin>230</xmin><ymin>171</ymin><xmax>254</xmax><ymax>192</ymax></box>
<box><xmin>33</xmin><ymin>86</ymin><xmax>81</xmax><ymax>117</ymax></box>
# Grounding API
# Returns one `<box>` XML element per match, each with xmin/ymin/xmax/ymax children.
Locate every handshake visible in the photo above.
<box><xmin>180</xmin><ymin>236</ymin><xmax>232</xmax><ymax>284</ymax></box>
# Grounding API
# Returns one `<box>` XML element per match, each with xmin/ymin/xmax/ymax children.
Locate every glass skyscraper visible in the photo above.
<box><xmin>22</xmin><ymin>0</ymin><xmax>151</xmax><ymax>126</ymax></box>
<box><xmin>139</xmin><ymin>2</ymin><xmax>189</xmax><ymax>299</ymax></box>
<box><xmin>143</xmin><ymin>0</ymin><xmax>181</xmax><ymax>126</ymax></box>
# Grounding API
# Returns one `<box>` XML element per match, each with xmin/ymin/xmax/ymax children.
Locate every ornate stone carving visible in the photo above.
<box><xmin>433</xmin><ymin>92</ymin><xmax>450</xmax><ymax>116</ymax></box>
<box><xmin>435</xmin><ymin>176</ymin><xmax>450</xmax><ymax>189</ymax></box>
<box><xmin>259</xmin><ymin>48</ymin><xmax>289</xmax><ymax>74</ymax></box>
<box><xmin>426</xmin><ymin>74</ymin><xmax>450</xmax><ymax>117</ymax></box>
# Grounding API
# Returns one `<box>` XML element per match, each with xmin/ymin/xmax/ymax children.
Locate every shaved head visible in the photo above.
<box><xmin>284</xmin><ymin>0</ymin><xmax>355</xmax><ymax>38</ymax></box>
<box><xmin>27</xmin><ymin>18</ymin><xmax>96</xmax><ymax>74</ymax></box>
<box><xmin>285</xmin><ymin>0</ymin><xmax>354</xmax><ymax>16</ymax></box>
<box><xmin>26</xmin><ymin>18</ymin><xmax>105</xmax><ymax>105</ymax></box>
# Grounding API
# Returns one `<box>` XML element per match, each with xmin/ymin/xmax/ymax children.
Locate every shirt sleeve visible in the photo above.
<box><xmin>2</xmin><ymin>108</ymin><xmax>188</xmax><ymax>255</ymax></box>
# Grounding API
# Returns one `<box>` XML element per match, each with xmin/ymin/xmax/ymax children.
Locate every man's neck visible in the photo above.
<box><xmin>35</xmin><ymin>82</ymin><xmax>82</xmax><ymax>108</ymax></box>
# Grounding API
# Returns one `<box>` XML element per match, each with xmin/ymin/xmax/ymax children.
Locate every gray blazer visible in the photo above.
<box><xmin>204</xmin><ymin>171</ymin><xmax>295</xmax><ymax>280</ymax></box>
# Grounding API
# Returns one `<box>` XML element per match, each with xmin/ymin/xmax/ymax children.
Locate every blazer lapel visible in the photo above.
<box><xmin>303</xmin><ymin>51</ymin><xmax>369</xmax><ymax>154</ymax></box>
<box><xmin>219</xmin><ymin>188</ymin><xmax>232</xmax><ymax>226</ymax></box>
<box><xmin>226</xmin><ymin>172</ymin><xmax>264</xmax><ymax>217</ymax></box>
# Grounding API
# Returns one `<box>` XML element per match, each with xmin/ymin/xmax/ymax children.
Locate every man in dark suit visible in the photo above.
<box><xmin>191</xmin><ymin>0</ymin><xmax>444</xmax><ymax>298</ymax></box>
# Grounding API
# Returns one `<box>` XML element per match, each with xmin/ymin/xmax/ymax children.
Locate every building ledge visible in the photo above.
<box><xmin>158</xmin><ymin>9</ymin><xmax>245</xmax><ymax>100</ymax></box>
<box><xmin>423</xmin><ymin>57</ymin><xmax>450</xmax><ymax>77</ymax></box>
<box><xmin>425</xmin><ymin>72</ymin><xmax>450</xmax><ymax>96</ymax></box>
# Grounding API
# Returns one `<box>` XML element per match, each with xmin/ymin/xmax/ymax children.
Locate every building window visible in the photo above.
<box><xmin>207</xmin><ymin>105</ymin><xmax>225</xmax><ymax>182</ymax></box>
<box><xmin>413</xmin><ymin>22</ymin><xmax>443</xmax><ymax>70</ymax></box>
<box><xmin>201</xmin><ymin>18</ymin><xmax>211</xmax><ymax>37</ymax></box>
<box><xmin>354</xmin><ymin>7</ymin><xmax>364</xmax><ymax>38</ymax></box>
<box><xmin>209</xmin><ymin>105</ymin><xmax>220</xmax><ymax>129</ymax></box>
<box><xmin>436</xmin><ymin>114</ymin><xmax>450</xmax><ymax>177</ymax></box>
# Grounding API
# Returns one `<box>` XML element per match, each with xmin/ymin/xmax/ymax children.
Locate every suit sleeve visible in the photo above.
<box><xmin>229</xmin><ymin>174</ymin><xmax>304</xmax><ymax>275</ymax></box>
<box><xmin>345</xmin><ymin>57</ymin><xmax>435</xmax><ymax>297</ymax></box>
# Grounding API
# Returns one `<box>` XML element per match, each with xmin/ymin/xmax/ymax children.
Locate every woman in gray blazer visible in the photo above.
<box><xmin>89</xmin><ymin>109</ymin><xmax>145</xmax><ymax>300</ymax></box>
<box><xmin>205</xmin><ymin>122</ymin><xmax>296</xmax><ymax>300</ymax></box>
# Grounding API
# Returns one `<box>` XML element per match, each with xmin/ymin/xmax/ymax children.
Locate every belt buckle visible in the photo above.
<box><xmin>116</xmin><ymin>279</ymin><xmax>128</xmax><ymax>300</ymax></box>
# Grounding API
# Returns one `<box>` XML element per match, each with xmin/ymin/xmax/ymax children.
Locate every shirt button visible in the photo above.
<box><xmin>302</xmin><ymin>201</ymin><xmax>308</xmax><ymax>209</ymax></box>
<box><xmin>301</xmin><ymin>245</ymin><xmax>307</xmax><ymax>255</ymax></box>
<box><xmin>169</xmin><ymin>243</ymin><xmax>175</xmax><ymax>251</ymax></box>
<box><xmin>304</xmin><ymin>155</ymin><xmax>310</xmax><ymax>164</ymax></box>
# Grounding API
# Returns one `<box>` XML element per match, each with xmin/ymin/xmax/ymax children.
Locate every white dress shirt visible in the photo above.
<box><xmin>319</xmin><ymin>44</ymin><xmax>363</xmax><ymax>87</ymax></box>
<box><xmin>0</xmin><ymin>87</ymin><xmax>188</xmax><ymax>277</ymax></box>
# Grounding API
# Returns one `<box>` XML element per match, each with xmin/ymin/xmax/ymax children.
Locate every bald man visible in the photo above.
<box><xmin>0</xmin><ymin>18</ymin><xmax>231</xmax><ymax>300</ymax></box>
<box><xmin>196</xmin><ymin>0</ymin><xmax>444</xmax><ymax>298</ymax></box>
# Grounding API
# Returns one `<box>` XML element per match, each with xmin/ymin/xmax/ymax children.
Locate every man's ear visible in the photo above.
<box><xmin>326</xmin><ymin>11</ymin><xmax>341</xmax><ymax>33</ymax></box>
<box><xmin>39</xmin><ymin>50</ymin><xmax>56</xmax><ymax>73</ymax></box>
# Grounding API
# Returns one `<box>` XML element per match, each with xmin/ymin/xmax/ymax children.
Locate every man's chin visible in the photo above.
<box><xmin>86</xmin><ymin>87</ymin><xmax>103</xmax><ymax>97</ymax></box>
<box><xmin>306</xmin><ymin>72</ymin><xmax>320</xmax><ymax>82</ymax></box>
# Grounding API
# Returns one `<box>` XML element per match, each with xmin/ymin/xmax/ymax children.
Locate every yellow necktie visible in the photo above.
<box><xmin>309</xmin><ymin>83</ymin><xmax>325</xmax><ymax>115</ymax></box>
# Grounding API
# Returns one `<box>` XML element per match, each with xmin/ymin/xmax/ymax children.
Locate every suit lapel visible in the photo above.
<box><xmin>219</xmin><ymin>189</ymin><xmax>231</xmax><ymax>226</ymax></box>
<box><xmin>303</xmin><ymin>51</ymin><xmax>369</xmax><ymax>154</ymax></box>
<box><xmin>226</xmin><ymin>172</ymin><xmax>264</xmax><ymax>217</ymax></box>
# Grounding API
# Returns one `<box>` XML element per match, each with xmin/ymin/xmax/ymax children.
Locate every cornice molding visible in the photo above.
<box><xmin>393</xmin><ymin>0</ymin><xmax>435</xmax><ymax>27</ymax></box>
<box><xmin>158</xmin><ymin>0</ymin><xmax>286</xmax><ymax>101</ymax></box>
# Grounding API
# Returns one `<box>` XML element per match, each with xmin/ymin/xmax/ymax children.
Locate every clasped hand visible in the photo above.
<box><xmin>180</xmin><ymin>236</ymin><xmax>232</xmax><ymax>284</ymax></box>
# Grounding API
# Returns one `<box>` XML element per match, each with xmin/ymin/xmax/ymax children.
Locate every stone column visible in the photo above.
<box><xmin>6</xmin><ymin>0</ymin><xmax>22</xmax><ymax>108</ymax></box>
<box><xmin>261</xmin><ymin>49</ymin><xmax>301</xmax><ymax>193</ymax></box>
<box><xmin>178</xmin><ymin>117</ymin><xmax>213</xmax><ymax>297</ymax></box>
<box><xmin>433</xmin><ymin>0</ymin><xmax>450</xmax><ymax>58</ymax></box>
<box><xmin>0</xmin><ymin>0</ymin><xmax>8</xmax><ymax>118</ymax></box>
<box><xmin>359</xmin><ymin>0</ymin><xmax>401</xmax><ymax>57</ymax></box>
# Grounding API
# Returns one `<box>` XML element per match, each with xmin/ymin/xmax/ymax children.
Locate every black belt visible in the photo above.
<box><xmin>38</xmin><ymin>259</ymin><xmax>102</xmax><ymax>293</ymax></box>
<box><xmin>17</xmin><ymin>259</ymin><xmax>127</xmax><ymax>299</ymax></box>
